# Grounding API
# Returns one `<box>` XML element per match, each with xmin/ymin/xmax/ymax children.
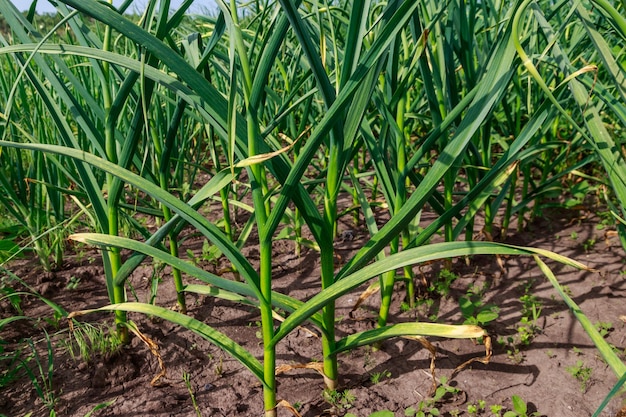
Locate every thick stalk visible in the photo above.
<box><xmin>246</xmin><ymin>107</ymin><xmax>275</xmax><ymax>415</ymax></box>
<box><xmin>443</xmin><ymin>171</ymin><xmax>454</xmax><ymax>243</ymax></box>
<box><xmin>259</xmin><ymin>238</ymin><xmax>276</xmax><ymax>417</ymax></box>
<box><xmin>162</xmin><ymin>191</ymin><xmax>186</xmax><ymax>312</ymax></box>
<box><xmin>152</xmin><ymin>126</ymin><xmax>187</xmax><ymax>312</ymax></box>
<box><xmin>319</xmin><ymin>246</ymin><xmax>338</xmax><ymax>389</ymax></box>
<box><xmin>320</xmin><ymin>143</ymin><xmax>340</xmax><ymax>388</ymax></box>
<box><xmin>228</xmin><ymin>0</ymin><xmax>276</xmax><ymax>408</ymax></box>
<box><xmin>102</xmin><ymin>6</ymin><xmax>127</xmax><ymax>343</ymax></box>
<box><xmin>378</xmin><ymin>268</ymin><xmax>396</xmax><ymax>328</ymax></box>
<box><xmin>480</xmin><ymin>122</ymin><xmax>494</xmax><ymax>238</ymax></box>
<box><xmin>396</xmin><ymin>93</ymin><xmax>415</xmax><ymax>307</ymax></box>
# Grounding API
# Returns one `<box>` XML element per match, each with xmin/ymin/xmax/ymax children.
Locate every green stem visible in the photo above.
<box><xmin>320</xmin><ymin>246</ymin><xmax>338</xmax><ymax>389</ymax></box>
<box><xmin>102</xmin><ymin>4</ymin><xmax>127</xmax><ymax>344</ymax></box>
<box><xmin>259</xmin><ymin>241</ymin><xmax>276</xmax><ymax>417</ymax></box>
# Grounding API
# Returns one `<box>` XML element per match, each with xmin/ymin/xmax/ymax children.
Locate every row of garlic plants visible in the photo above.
<box><xmin>1</xmin><ymin>0</ymin><xmax>625</xmax><ymax>415</ymax></box>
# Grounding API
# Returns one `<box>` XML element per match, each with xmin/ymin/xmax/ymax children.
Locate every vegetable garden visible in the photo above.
<box><xmin>0</xmin><ymin>0</ymin><xmax>625</xmax><ymax>415</ymax></box>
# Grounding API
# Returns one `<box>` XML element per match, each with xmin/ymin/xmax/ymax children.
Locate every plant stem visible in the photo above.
<box><xmin>320</xmin><ymin>246</ymin><xmax>338</xmax><ymax>389</ymax></box>
<box><xmin>102</xmin><ymin>2</ymin><xmax>127</xmax><ymax>343</ymax></box>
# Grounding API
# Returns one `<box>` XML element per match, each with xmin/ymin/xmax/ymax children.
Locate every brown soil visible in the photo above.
<box><xmin>1</xmin><ymin>205</ymin><xmax>625</xmax><ymax>417</ymax></box>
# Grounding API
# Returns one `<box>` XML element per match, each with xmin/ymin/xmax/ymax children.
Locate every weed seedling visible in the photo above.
<box><xmin>467</xmin><ymin>399</ymin><xmax>486</xmax><ymax>416</ymax></box>
<box><xmin>459</xmin><ymin>294</ymin><xmax>499</xmax><ymax>327</ymax></box>
<box><xmin>582</xmin><ymin>238</ymin><xmax>596</xmax><ymax>252</ymax></box>
<box><xmin>405</xmin><ymin>376</ymin><xmax>461</xmax><ymax>416</ymax></box>
<box><xmin>323</xmin><ymin>388</ymin><xmax>356</xmax><ymax>413</ymax></box>
<box><xmin>65</xmin><ymin>276</ymin><xmax>81</xmax><ymax>290</ymax></box>
<box><xmin>428</xmin><ymin>269</ymin><xmax>458</xmax><ymax>297</ymax></box>
<box><xmin>594</xmin><ymin>321</ymin><xmax>613</xmax><ymax>337</ymax></box>
<box><xmin>214</xmin><ymin>356</ymin><xmax>224</xmax><ymax>377</ymax></box>
<box><xmin>369</xmin><ymin>369</ymin><xmax>391</xmax><ymax>384</ymax></box>
<box><xmin>566</xmin><ymin>360</ymin><xmax>593</xmax><ymax>392</ymax></box>
<box><xmin>24</xmin><ymin>333</ymin><xmax>57</xmax><ymax>414</ymax></box>
<box><xmin>504</xmin><ymin>395</ymin><xmax>540</xmax><ymax>417</ymax></box>
<box><xmin>491</xmin><ymin>404</ymin><xmax>504</xmax><ymax>416</ymax></box>
<box><xmin>502</xmin><ymin>336</ymin><xmax>525</xmax><ymax>364</ymax></box>
<box><xmin>64</xmin><ymin>321</ymin><xmax>122</xmax><ymax>363</ymax></box>
<box><xmin>182</xmin><ymin>371</ymin><xmax>202</xmax><ymax>417</ymax></box>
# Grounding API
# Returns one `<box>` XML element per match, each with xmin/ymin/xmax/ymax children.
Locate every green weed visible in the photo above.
<box><xmin>503</xmin><ymin>395</ymin><xmax>540</xmax><ymax>417</ymax></box>
<box><xmin>594</xmin><ymin>321</ymin><xmax>613</xmax><ymax>338</ymax></box>
<box><xmin>323</xmin><ymin>388</ymin><xmax>356</xmax><ymax>413</ymax></box>
<box><xmin>183</xmin><ymin>371</ymin><xmax>202</xmax><ymax>417</ymax></box>
<box><xmin>566</xmin><ymin>360</ymin><xmax>593</xmax><ymax>392</ymax></box>
<box><xmin>369</xmin><ymin>369</ymin><xmax>391</xmax><ymax>385</ymax></box>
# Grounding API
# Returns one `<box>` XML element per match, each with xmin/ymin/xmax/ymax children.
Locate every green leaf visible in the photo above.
<box><xmin>476</xmin><ymin>310</ymin><xmax>499</xmax><ymax>325</ymax></box>
<box><xmin>69</xmin><ymin>233</ymin><xmax>322</xmax><ymax>328</ymax></box>
<box><xmin>333</xmin><ymin>322</ymin><xmax>485</xmax><ymax>355</ymax></box>
<box><xmin>368</xmin><ymin>412</ymin><xmax>395</xmax><ymax>417</ymax></box>
<box><xmin>272</xmin><ymin>241</ymin><xmax>586</xmax><ymax>347</ymax></box>
<box><xmin>511</xmin><ymin>395</ymin><xmax>527</xmax><ymax>415</ymax></box>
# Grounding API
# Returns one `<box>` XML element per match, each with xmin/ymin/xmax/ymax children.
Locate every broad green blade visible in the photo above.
<box><xmin>69</xmin><ymin>232</ymin><xmax>322</xmax><ymax>327</ymax></box>
<box><xmin>271</xmin><ymin>241</ymin><xmax>588</xmax><ymax>346</ymax></box>
<box><xmin>332</xmin><ymin>322</ymin><xmax>485</xmax><ymax>355</ymax></box>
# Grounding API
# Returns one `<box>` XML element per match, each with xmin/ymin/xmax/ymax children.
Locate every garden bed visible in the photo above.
<box><xmin>1</xmin><ymin>206</ymin><xmax>625</xmax><ymax>417</ymax></box>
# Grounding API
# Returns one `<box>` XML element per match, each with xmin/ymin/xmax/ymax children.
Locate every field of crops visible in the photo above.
<box><xmin>0</xmin><ymin>0</ymin><xmax>625</xmax><ymax>416</ymax></box>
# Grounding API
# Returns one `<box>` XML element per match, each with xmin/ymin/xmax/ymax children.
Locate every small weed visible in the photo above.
<box><xmin>24</xmin><ymin>332</ymin><xmax>57</xmax><ymax>415</ymax></box>
<box><xmin>404</xmin><ymin>376</ymin><xmax>460</xmax><ymax>417</ymax></box>
<box><xmin>214</xmin><ymin>356</ymin><xmax>224</xmax><ymax>377</ymax></box>
<box><xmin>323</xmin><ymin>388</ymin><xmax>356</xmax><ymax>413</ymax></box>
<box><xmin>582</xmin><ymin>238</ymin><xmax>596</xmax><ymax>252</ymax></box>
<box><xmin>501</xmin><ymin>336</ymin><xmax>525</xmax><ymax>364</ymax></box>
<box><xmin>369</xmin><ymin>369</ymin><xmax>391</xmax><ymax>384</ymax></box>
<box><xmin>517</xmin><ymin>317</ymin><xmax>538</xmax><ymax>346</ymax></box>
<box><xmin>594</xmin><ymin>321</ymin><xmax>613</xmax><ymax>337</ymax></box>
<box><xmin>570</xmin><ymin>231</ymin><xmax>578</xmax><ymax>240</ymax></box>
<box><xmin>571</xmin><ymin>346</ymin><xmax>584</xmax><ymax>356</ymax></box>
<box><xmin>501</xmin><ymin>284</ymin><xmax>544</xmax><ymax>363</ymax></box>
<box><xmin>182</xmin><ymin>371</ymin><xmax>202</xmax><ymax>417</ymax></box>
<box><xmin>566</xmin><ymin>360</ymin><xmax>593</xmax><ymax>392</ymax></box>
<box><xmin>187</xmin><ymin>240</ymin><xmax>222</xmax><ymax>266</ymax></box>
<box><xmin>428</xmin><ymin>269</ymin><xmax>458</xmax><ymax>298</ymax></box>
<box><xmin>504</xmin><ymin>395</ymin><xmax>540</xmax><ymax>417</ymax></box>
<box><xmin>519</xmin><ymin>294</ymin><xmax>542</xmax><ymax>323</ymax></box>
<box><xmin>564</xmin><ymin>180</ymin><xmax>594</xmax><ymax>209</ymax></box>
<box><xmin>414</xmin><ymin>297</ymin><xmax>438</xmax><ymax>321</ymax></box>
<box><xmin>404</xmin><ymin>403</ymin><xmax>439</xmax><ymax>417</ymax></box>
<box><xmin>459</xmin><ymin>294</ymin><xmax>499</xmax><ymax>327</ymax></box>
<box><xmin>467</xmin><ymin>399</ymin><xmax>486</xmax><ymax>416</ymax></box>
<box><xmin>491</xmin><ymin>404</ymin><xmax>504</xmax><ymax>416</ymax></box>
<box><xmin>65</xmin><ymin>276</ymin><xmax>81</xmax><ymax>290</ymax></box>
<box><xmin>63</xmin><ymin>321</ymin><xmax>122</xmax><ymax>363</ymax></box>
